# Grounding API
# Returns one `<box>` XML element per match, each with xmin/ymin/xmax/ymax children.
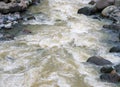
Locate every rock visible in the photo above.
<box><xmin>100</xmin><ymin>73</ymin><xmax>120</xmax><ymax>83</ymax></box>
<box><xmin>109</xmin><ymin>46</ymin><xmax>120</xmax><ymax>53</ymax></box>
<box><xmin>103</xmin><ymin>24</ymin><xmax>120</xmax><ymax>30</ymax></box>
<box><xmin>0</xmin><ymin>0</ymin><xmax>32</xmax><ymax>14</ymax></box>
<box><xmin>22</xmin><ymin>29</ymin><xmax>32</xmax><ymax>34</ymax></box>
<box><xmin>101</xmin><ymin>6</ymin><xmax>117</xmax><ymax>17</ymax></box>
<box><xmin>100</xmin><ymin>66</ymin><xmax>114</xmax><ymax>73</ymax></box>
<box><xmin>87</xmin><ymin>56</ymin><xmax>113</xmax><ymax>66</ymax></box>
<box><xmin>89</xmin><ymin>0</ymin><xmax>96</xmax><ymax>5</ymax></box>
<box><xmin>4</xmin><ymin>22</ymin><xmax>12</xmax><ymax>29</ymax></box>
<box><xmin>114</xmin><ymin>64</ymin><xmax>120</xmax><ymax>73</ymax></box>
<box><xmin>77</xmin><ymin>7</ymin><xmax>94</xmax><ymax>16</ymax></box>
<box><xmin>95</xmin><ymin>0</ymin><xmax>114</xmax><ymax>10</ymax></box>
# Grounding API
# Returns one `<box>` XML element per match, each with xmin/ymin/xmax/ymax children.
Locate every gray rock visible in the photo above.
<box><xmin>102</xmin><ymin>6</ymin><xmax>117</xmax><ymax>17</ymax></box>
<box><xmin>100</xmin><ymin>73</ymin><xmax>120</xmax><ymax>83</ymax></box>
<box><xmin>109</xmin><ymin>46</ymin><xmax>120</xmax><ymax>53</ymax></box>
<box><xmin>87</xmin><ymin>56</ymin><xmax>113</xmax><ymax>66</ymax></box>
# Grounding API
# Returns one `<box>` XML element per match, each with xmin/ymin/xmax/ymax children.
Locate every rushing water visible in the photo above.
<box><xmin>0</xmin><ymin>0</ymin><xmax>120</xmax><ymax>87</ymax></box>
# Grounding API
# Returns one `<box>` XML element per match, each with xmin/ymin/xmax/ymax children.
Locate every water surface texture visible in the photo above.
<box><xmin>0</xmin><ymin>0</ymin><xmax>120</xmax><ymax>87</ymax></box>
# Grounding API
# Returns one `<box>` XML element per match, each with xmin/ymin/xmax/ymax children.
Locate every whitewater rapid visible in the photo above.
<box><xmin>0</xmin><ymin>0</ymin><xmax>120</xmax><ymax>87</ymax></box>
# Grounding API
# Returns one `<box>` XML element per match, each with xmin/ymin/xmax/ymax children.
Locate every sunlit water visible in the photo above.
<box><xmin>0</xmin><ymin>0</ymin><xmax>120</xmax><ymax>87</ymax></box>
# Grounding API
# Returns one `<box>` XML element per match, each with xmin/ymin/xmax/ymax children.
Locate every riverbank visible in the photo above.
<box><xmin>0</xmin><ymin>0</ymin><xmax>40</xmax><ymax>41</ymax></box>
<box><xmin>78</xmin><ymin>0</ymin><xmax>120</xmax><ymax>84</ymax></box>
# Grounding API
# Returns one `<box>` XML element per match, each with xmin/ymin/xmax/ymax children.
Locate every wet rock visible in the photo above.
<box><xmin>103</xmin><ymin>24</ymin><xmax>120</xmax><ymax>30</ymax></box>
<box><xmin>77</xmin><ymin>7</ymin><xmax>94</xmax><ymax>16</ymax></box>
<box><xmin>32</xmin><ymin>0</ymin><xmax>40</xmax><ymax>5</ymax></box>
<box><xmin>95</xmin><ymin>0</ymin><xmax>114</xmax><ymax>10</ymax></box>
<box><xmin>87</xmin><ymin>56</ymin><xmax>113</xmax><ymax>66</ymax></box>
<box><xmin>0</xmin><ymin>13</ymin><xmax>21</xmax><ymax>29</ymax></box>
<box><xmin>0</xmin><ymin>0</ymin><xmax>33</xmax><ymax>14</ymax></box>
<box><xmin>89</xmin><ymin>0</ymin><xmax>96</xmax><ymax>5</ymax></box>
<box><xmin>109</xmin><ymin>46</ymin><xmax>120</xmax><ymax>53</ymax></box>
<box><xmin>101</xmin><ymin>6</ymin><xmax>117</xmax><ymax>17</ymax></box>
<box><xmin>114</xmin><ymin>64</ymin><xmax>120</xmax><ymax>73</ymax></box>
<box><xmin>100</xmin><ymin>73</ymin><xmax>120</xmax><ymax>83</ymax></box>
<box><xmin>100</xmin><ymin>66</ymin><xmax>114</xmax><ymax>73</ymax></box>
<box><xmin>22</xmin><ymin>29</ymin><xmax>32</xmax><ymax>34</ymax></box>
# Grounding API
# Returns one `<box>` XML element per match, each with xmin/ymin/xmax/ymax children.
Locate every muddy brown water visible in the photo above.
<box><xmin>0</xmin><ymin>0</ymin><xmax>120</xmax><ymax>87</ymax></box>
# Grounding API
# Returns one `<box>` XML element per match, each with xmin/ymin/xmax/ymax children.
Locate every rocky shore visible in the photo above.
<box><xmin>0</xmin><ymin>0</ymin><xmax>40</xmax><ymax>40</ymax></box>
<box><xmin>78</xmin><ymin>0</ymin><xmax>120</xmax><ymax>84</ymax></box>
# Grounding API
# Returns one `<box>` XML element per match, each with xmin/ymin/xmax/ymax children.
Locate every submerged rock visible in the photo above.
<box><xmin>87</xmin><ymin>56</ymin><xmax>113</xmax><ymax>66</ymax></box>
<box><xmin>109</xmin><ymin>46</ymin><xmax>120</xmax><ymax>53</ymax></box>
<box><xmin>103</xmin><ymin>24</ymin><xmax>120</xmax><ymax>30</ymax></box>
<box><xmin>100</xmin><ymin>73</ymin><xmax>120</xmax><ymax>83</ymax></box>
<box><xmin>77</xmin><ymin>7</ymin><xmax>95</xmax><ymax>15</ymax></box>
<box><xmin>100</xmin><ymin>66</ymin><xmax>114</xmax><ymax>73</ymax></box>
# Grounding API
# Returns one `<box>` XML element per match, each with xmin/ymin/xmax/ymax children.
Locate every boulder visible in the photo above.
<box><xmin>103</xmin><ymin>24</ymin><xmax>120</xmax><ymax>30</ymax></box>
<box><xmin>100</xmin><ymin>66</ymin><xmax>114</xmax><ymax>73</ymax></box>
<box><xmin>77</xmin><ymin>7</ymin><xmax>95</xmax><ymax>16</ymax></box>
<box><xmin>95</xmin><ymin>0</ymin><xmax>114</xmax><ymax>10</ymax></box>
<box><xmin>87</xmin><ymin>56</ymin><xmax>113</xmax><ymax>66</ymax></box>
<box><xmin>109</xmin><ymin>46</ymin><xmax>120</xmax><ymax>53</ymax></box>
<box><xmin>101</xmin><ymin>6</ymin><xmax>117</xmax><ymax>17</ymax></box>
<box><xmin>114</xmin><ymin>64</ymin><xmax>120</xmax><ymax>73</ymax></box>
<box><xmin>100</xmin><ymin>73</ymin><xmax>120</xmax><ymax>83</ymax></box>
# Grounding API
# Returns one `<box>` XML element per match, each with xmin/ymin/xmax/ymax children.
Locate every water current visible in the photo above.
<box><xmin>0</xmin><ymin>0</ymin><xmax>120</xmax><ymax>87</ymax></box>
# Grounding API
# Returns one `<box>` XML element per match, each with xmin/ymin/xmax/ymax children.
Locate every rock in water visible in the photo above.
<box><xmin>102</xmin><ymin>6</ymin><xmax>117</xmax><ymax>17</ymax></box>
<box><xmin>100</xmin><ymin>73</ymin><xmax>120</xmax><ymax>83</ymax></box>
<box><xmin>100</xmin><ymin>66</ymin><xmax>114</xmax><ymax>73</ymax></box>
<box><xmin>95</xmin><ymin>0</ymin><xmax>114</xmax><ymax>10</ymax></box>
<box><xmin>87</xmin><ymin>56</ymin><xmax>113</xmax><ymax>66</ymax></box>
<box><xmin>77</xmin><ymin>7</ymin><xmax>94</xmax><ymax>16</ymax></box>
<box><xmin>109</xmin><ymin>46</ymin><xmax>120</xmax><ymax>53</ymax></box>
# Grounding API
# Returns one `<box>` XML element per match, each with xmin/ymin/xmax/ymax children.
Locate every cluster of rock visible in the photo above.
<box><xmin>78</xmin><ymin>0</ymin><xmax>120</xmax><ymax>83</ymax></box>
<box><xmin>87</xmin><ymin>56</ymin><xmax>120</xmax><ymax>83</ymax></box>
<box><xmin>0</xmin><ymin>0</ymin><xmax>40</xmax><ymax>29</ymax></box>
<box><xmin>78</xmin><ymin>0</ymin><xmax>120</xmax><ymax>53</ymax></box>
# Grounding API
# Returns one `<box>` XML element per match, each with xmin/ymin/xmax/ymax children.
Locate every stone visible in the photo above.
<box><xmin>100</xmin><ymin>73</ymin><xmax>120</xmax><ymax>83</ymax></box>
<box><xmin>100</xmin><ymin>66</ymin><xmax>114</xmax><ymax>73</ymax></box>
<box><xmin>103</xmin><ymin>24</ymin><xmax>120</xmax><ymax>30</ymax></box>
<box><xmin>77</xmin><ymin>7</ymin><xmax>94</xmax><ymax>16</ymax></box>
<box><xmin>95</xmin><ymin>0</ymin><xmax>114</xmax><ymax>10</ymax></box>
<box><xmin>109</xmin><ymin>46</ymin><xmax>120</xmax><ymax>53</ymax></box>
<box><xmin>114</xmin><ymin>64</ymin><xmax>120</xmax><ymax>73</ymax></box>
<box><xmin>101</xmin><ymin>6</ymin><xmax>117</xmax><ymax>17</ymax></box>
<box><xmin>87</xmin><ymin>56</ymin><xmax>113</xmax><ymax>66</ymax></box>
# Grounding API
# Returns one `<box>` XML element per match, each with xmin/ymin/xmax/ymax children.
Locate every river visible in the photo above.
<box><xmin>0</xmin><ymin>0</ymin><xmax>120</xmax><ymax>87</ymax></box>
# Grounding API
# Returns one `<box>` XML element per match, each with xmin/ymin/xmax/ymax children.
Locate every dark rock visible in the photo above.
<box><xmin>87</xmin><ymin>56</ymin><xmax>113</xmax><ymax>66</ymax></box>
<box><xmin>100</xmin><ymin>73</ymin><xmax>120</xmax><ymax>83</ymax></box>
<box><xmin>89</xmin><ymin>0</ymin><xmax>96</xmax><ymax>5</ymax></box>
<box><xmin>100</xmin><ymin>66</ymin><xmax>114</xmax><ymax>73</ymax></box>
<box><xmin>0</xmin><ymin>1</ymin><xmax>30</xmax><ymax>14</ymax></box>
<box><xmin>22</xmin><ymin>29</ymin><xmax>32</xmax><ymax>34</ymax></box>
<box><xmin>77</xmin><ymin>7</ymin><xmax>94</xmax><ymax>16</ymax></box>
<box><xmin>103</xmin><ymin>24</ymin><xmax>120</xmax><ymax>30</ymax></box>
<box><xmin>109</xmin><ymin>46</ymin><xmax>120</xmax><ymax>53</ymax></box>
<box><xmin>114</xmin><ymin>64</ymin><xmax>120</xmax><ymax>73</ymax></box>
